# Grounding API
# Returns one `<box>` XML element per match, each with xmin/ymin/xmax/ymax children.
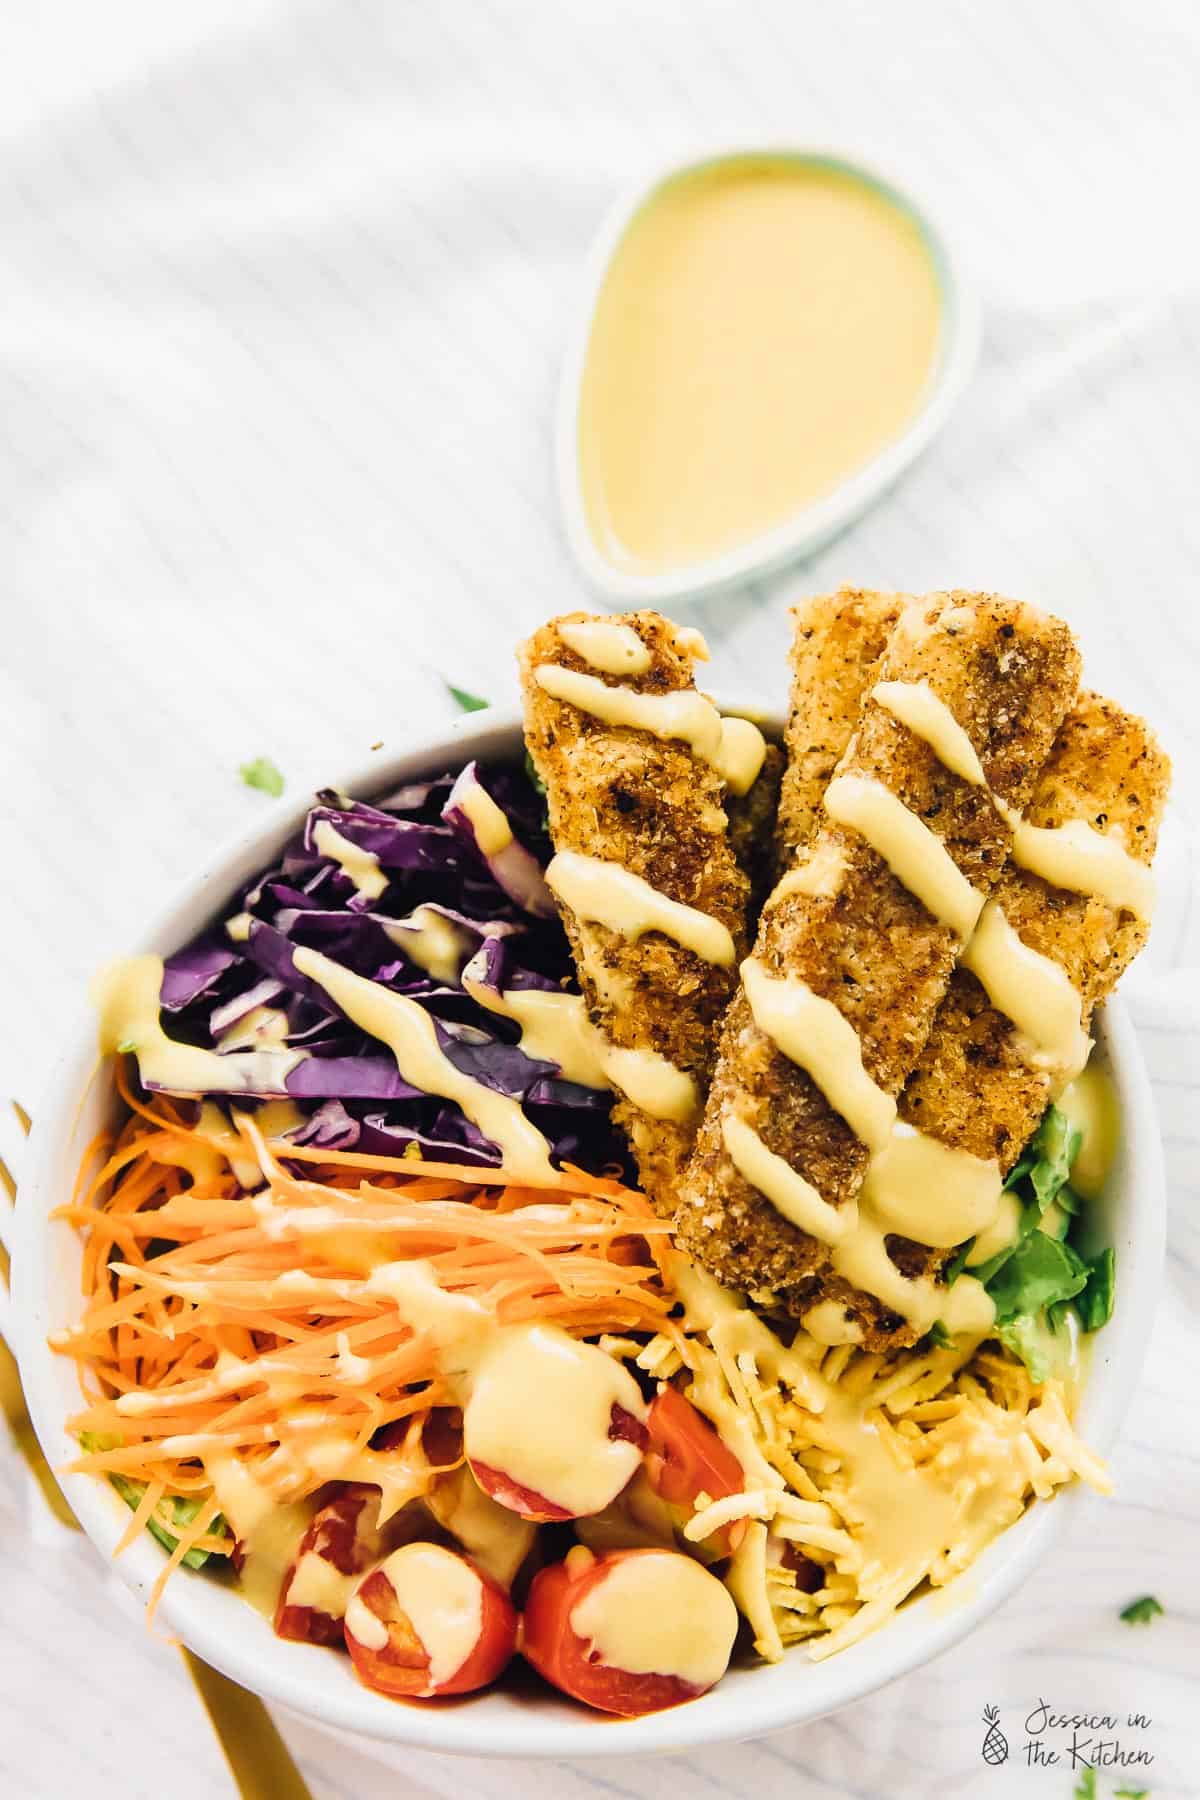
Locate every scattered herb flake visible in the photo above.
<box><xmin>239</xmin><ymin>756</ymin><xmax>285</xmax><ymax>798</ymax></box>
<box><xmin>1114</xmin><ymin>1788</ymin><xmax>1149</xmax><ymax>1799</ymax></box>
<box><xmin>1073</xmin><ymin>1768</ymin><xmax>1097</xmax><ymax>1800</ymax></box>
<box><xmin>116</xmin><ymin>1038</ymin><xmax>137</xmax><ymax>1055</ymax></box>
<box><xmin>928</xmin><ymin>1320</ymin><xmax>952</xmax><ymax>1348</ymax></box>
<box><xmin>445</xmin><ymin>682</ymin><xmax>489</xmax><ymax>714</ymax></box>
<box><xmin>1119</xmin><ymin>1595</ymin><xmax>1164</xmax><ymax>1625</ymax></box>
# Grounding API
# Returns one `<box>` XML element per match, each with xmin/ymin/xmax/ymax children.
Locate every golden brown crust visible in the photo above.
<box><xmin>517</xmin><ymin>611</ymin><xmax>751</xmax><ymax>1208</ymax></box>
<box><xmin>775</xmin><ymin>588</ymin><xmax>907</xmax><ymax>868</ymax></box>
<box><xmin>675</xmin><ymin>592</ymin><xmax>1083</xmax><ymax>1327</ymax></box>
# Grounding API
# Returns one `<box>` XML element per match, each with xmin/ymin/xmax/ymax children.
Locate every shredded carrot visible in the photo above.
<box><xmin>56</xmin><ymin>1085</ymin><xmax>672</xmax><ymax>1597</ymax></box>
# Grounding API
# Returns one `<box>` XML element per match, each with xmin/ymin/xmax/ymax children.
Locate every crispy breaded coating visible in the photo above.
<box><xmin>882</xmin><ymin>692</ymin><xmax>1170</xmax><ymax>1300</ymax></box>
<box><xmin>775</xmin><ymin>588</ymin><xmax>906</xmax><ymax>868</ymax></box>
<box><xmin>726</xmin><ymin>739</ymin><xmax>785</xmax><ymax>919</ymax></box>
<box><xmin>675</xmin><ymin>592</ymin><xmax>1082</xmax><ymax>1321</ymax></box>
<box><xmin>518</xmin><ymin>611</ymin><xmax>751</xmax><ymax>1208</ymax></box>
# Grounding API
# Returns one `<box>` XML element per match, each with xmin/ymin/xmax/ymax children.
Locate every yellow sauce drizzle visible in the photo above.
<box><xmin>547</xmin><ymin>849</ymin><xmax>736</xmax><ymax>966</ymax></box>
<box><xmin>741</xmin><ymin>957</ymin><xmax>895</xmax><ymax>1150</ymax></box>
<box><xmin>824</xmin><ymin>772</ymin><xmax>984</xmax><ymax>939</ymax></box>
<box><xmin>556</xmin><ymin>617</ymin><xmax>652</xmax><ymax>675</ymax></box>
<box><xmin>291</xmin><ymin>947</ymin><xmax>554</xmax><ymax>1180</ymax></box>
<box><xmin>382</xmin><ymin>906</ymin><xmax>473</xmax><ymax>985</ymax></box>
<box><xmin>533</xmin><ymin>664</ymin><xmax>766</xmax><ymax>794</ymax></box>
<box><xmin>453</xmin><ymin>781</ymin><xmax>513</xmax><ymax>857</ymax></box>
<box><xmin>568</xmin><ymin>1550</ymin><xmax>738</xmax><ymax>1690</ymax></box>
<box><xmin>93</xmin><ymin>955</ymin><xmax>305</xmax><ymax>1097</ymax></box>
<box><xmin>722</xmin><ymin>1113</ymin><xmax>852</xmax><ymax>1243</ymax></box>
<box><xmin>861</xmin><ymin>1123</ymin><xmax>1002</xmax><ymax>1247</ymax></box>
<box><xmin>1006</xmin><ymin>816</ymin><xmax>1155</xmax><ymax>920</ymax></box>
<box><xmin>1057</xmin><ymin>1063</ymin><xmax>1120</xmax><ymax>1198</ymax></box>
<box><xmin>312</xmin><ymin>819</ymin><xmax>388</xmax><ymax>902</ymax></box>
<box><xmin>961</xmin><ymin>899</ymin><xmax>1090</xmax><ymax>1073</ymax></box>
<box><xmin>871</xmin><ymin>679</ymin><xmax>986</xmax><ymax>785</ymax></box>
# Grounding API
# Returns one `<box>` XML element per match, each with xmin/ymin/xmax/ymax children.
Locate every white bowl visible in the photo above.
<box><xmin>556</xmin><ymin>146</ymin><xmax>981</xmax><ymax>608</ymax></box>
<box><xmin>12</xmin><ymin>707</ymin><xmax>1164</xmax><ymax>1760</ymax></box>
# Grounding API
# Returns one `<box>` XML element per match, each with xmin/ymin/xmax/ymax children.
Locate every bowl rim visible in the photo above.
<box><xmin>12</xmin><ymin>704</ymin><xmax>1165</xmax><ymax>1760</ymax></box>
<box><xmin>555</xmin><ymin>142</ymin><xmax>981</xmax><ymax>607</ymax></box>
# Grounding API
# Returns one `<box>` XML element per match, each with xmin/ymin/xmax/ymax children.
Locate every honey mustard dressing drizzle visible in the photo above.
<box><xmin>311</xmin><ymin>819</ymin><xmax>389</xmax><ymax>901</ymax></box>
<box><xmin>532</xmin><ymin>663</ymin><xmax>766</xmax><ymax>794</ymax></box>
<box><xmin>94</xmin><ymin>955</ymin><xmax>306</xmax><ymax>1097</ymax></box>
<box><xmin>823</xmin><ymin>772</ymin><xmax>985</xmax><ymax>940</ymax></box>
<box><xmin>871</xmin><ymin>678</ymin><xmax>987</xmax><ymax>785</ymax></box>
<box><xmin>546</xmin><ymin>850</ymin><xmax>737</xmax><ymax>967</ymax></box>
<box><xmin>291</xmin><ymin>947</ymin><xmax>555</xmax><ymax>1179</ymax></box>
<box><xmin>461</xmin><ymin>955</ymin><xmax>697</xmax><ymax>1122</ymax></box>
<box><xmin>1002</xmin><ymin>811</ymin><xmax>1156</xmax><ymax>920</ymax></box>
<box><xmin>961</xmin><ymin>898</ymin><xmax>1092</xmax><ymax>1074</ymax></box>
<box><xmin>740</xmin><ymin>958</ymin><xmax>895</xmax><ymax>1151</ymax></box>
<box><xmin>556</xmin><ymin>617</ymin><xmax>653</xmax><ymax>675</ymax></box>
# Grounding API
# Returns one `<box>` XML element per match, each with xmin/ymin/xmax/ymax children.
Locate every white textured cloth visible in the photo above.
<box><xmin>1</xmin><ymin>3</ymin><xmax>1198</xmax><ymax>1796</ymax></box>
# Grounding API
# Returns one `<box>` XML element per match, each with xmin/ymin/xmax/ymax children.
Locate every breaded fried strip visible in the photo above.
<box><xmin>775</xmin><ymin>588</ymin><xmax>906</xmax><ymax>867</ymax></box>
<box><xmin>675</xmin><ymin>592</ymin><xmax>1081</xmax><ymax>1313</ymax></box>
<box><xmin>878</xmin><ymin>692</ymin><xmax>1169</xmax><ymax>1299</ymax></box>
<box><xmin>518</xmin><ymin>611</ymin><xmax>751</xmax><ymax>1207</ymax></box>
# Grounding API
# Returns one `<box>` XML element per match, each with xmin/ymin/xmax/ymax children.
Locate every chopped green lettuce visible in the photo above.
<box><xmin>1076</xmin><ymin>1246</ymin><xmax>1116</xmax><ymax>1331</ymax></box>
<box><xmin>1029</xmin><ymin>1105</ymin><xmax>1081</xmax><ymax>1209</ymax></box>
<box><xmin>949</xmin><ymin>1101</ymin><xmax>1116</xmax><ymax>1382</ymax></box>
<box><xmin>986</xmin><ymin>1231</ymin><xmax>1088</xmax><ymax>1323</ymax></box>
<box><xmin>79</xmin><ymin>1432</ymin><xmax>226</xmax><ymax>1569</ymax></box>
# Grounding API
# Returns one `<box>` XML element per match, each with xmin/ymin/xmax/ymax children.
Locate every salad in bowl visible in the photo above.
<box><xmin>15</xmin><ymin>590</ymin><xmax>1169</xmax><ymax>1753</ymax></box>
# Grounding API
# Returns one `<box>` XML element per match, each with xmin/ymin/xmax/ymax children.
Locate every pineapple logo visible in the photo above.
<box><xmin>980</xmin><ymin>1704</ymin><xmax>1009</xmax><ymax>1766</ymax></box>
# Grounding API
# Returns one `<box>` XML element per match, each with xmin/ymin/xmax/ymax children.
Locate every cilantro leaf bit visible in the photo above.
<box><xmin>79</xmin><ymin>1431</ymin><xmax>227</xmax><ymax>1570</ymax></box>
<box><xmin>1119</xmin><ymin>1595</ymin><xmax>1164</xmax><ymax>1625</ymax></box>
<box><xmin>1114</xmin><ymin>1788</ymin><xmax>1149</xmax><ymax>1798</ymax></box>
<box><xmin>927</xmin><ymin>1320</ymin><xmax>952</xmax><ymax>1348</ymax></box>
<box><xmin>445</xmin><ymin>682</ymin><xmax>490</xmax><ymax>714</ymax></box>
<box><xmin>1073</xmin><ymin>1769</ymin><xmax>1097</xmax><ymax>1800</ymax></box>
<box><xmin>239</xmin><ymin>756</ymin><xmax>285</xmax><ymax>798</ymax></box>
<box><xmin>116</xmin><ymin>1038</ymin><xmax>138</xmax><ymax>1055</ymax></box>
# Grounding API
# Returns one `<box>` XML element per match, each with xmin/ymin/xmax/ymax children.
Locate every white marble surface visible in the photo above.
<box><xmin>1</xmin><ymin>2</ymin><xmax>1198</xmax><ymax>1795</ymax></box>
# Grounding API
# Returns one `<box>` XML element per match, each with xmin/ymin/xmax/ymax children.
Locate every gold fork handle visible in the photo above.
<box><xmin>181</xmin><ymin>1651</ymin><xmax>315</xmax><ymax>1800</ymax></box>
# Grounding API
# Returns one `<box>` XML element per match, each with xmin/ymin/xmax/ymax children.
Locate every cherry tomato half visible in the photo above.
<box><xmin>644</xmin><ymin>1386</ymin><xmax>746</xmax><ymax>1555</ymax></box>
<box><xmin>344</xmin><ymin>1542</ymin><xmax>518</xmax><ymax>1700</ymax></box>
<box><xmin>275</xmin><ymin>1484</ymin><xmax>386</xmax><ymax>1646</ymax></box>
<box><xmin>521</xmin><ymin>1546</ymin><xmax>738</xmax><ymax>1717</ymax></box>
